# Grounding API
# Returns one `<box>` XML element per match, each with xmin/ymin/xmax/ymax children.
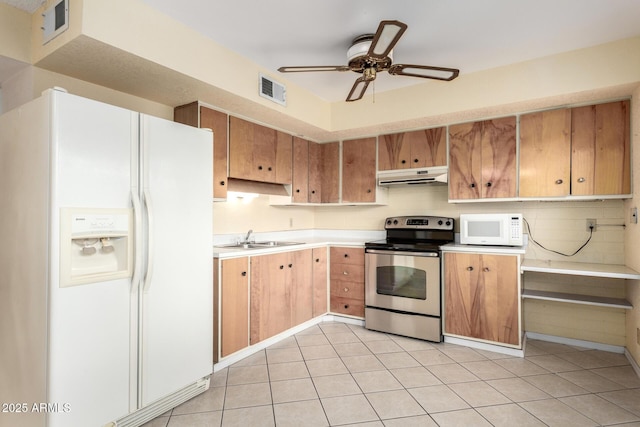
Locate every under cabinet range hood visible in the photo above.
<box><xmin>377</xmin><ymin>166</ymin><xmax>448</xmax><ymax>186</ymax></box>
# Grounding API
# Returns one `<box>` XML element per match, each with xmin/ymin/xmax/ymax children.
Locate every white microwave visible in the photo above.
<box><xmin>459</xmin><ymin>213</ymin><xmax>524</xmax><ymax>246</ymax></box>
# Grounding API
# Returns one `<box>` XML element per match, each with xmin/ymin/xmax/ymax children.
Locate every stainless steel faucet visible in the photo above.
<box><xmin>243</xmin><ymin>229</ymin><xmax>253</xmax><ymax>244</ymax></box>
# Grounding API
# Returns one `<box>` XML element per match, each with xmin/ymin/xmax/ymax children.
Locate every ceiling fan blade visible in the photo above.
<box><xmin>367</xmin><ymin>20</ymin><xmax>408</xmax><ymax>60</ymax></box>
<box><xmin>346</xmin><ymin>76</ymin><xmax>371</xmax><ymax>102</ymax></box>
<box><xmin>389</xmin><ymin>64</ymin><xmax>460</xmax><ymax>81</ymax></box>
<box><xmin>278</xmin><ymin>65</ymin><xmax>351</xmax><ymax>73</ymax></box>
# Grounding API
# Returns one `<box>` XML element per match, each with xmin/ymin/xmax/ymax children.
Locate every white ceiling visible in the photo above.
<box><xmin>3</xmin><ymin>0</ymin><xmax>640</xmax><ymax>102</ymax></box>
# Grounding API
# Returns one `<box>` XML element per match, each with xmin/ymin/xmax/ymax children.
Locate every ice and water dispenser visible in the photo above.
<box><xmin>60</xmin><ymin>208</ymin><xmax>133</xmax><ymax>287</ymax></box>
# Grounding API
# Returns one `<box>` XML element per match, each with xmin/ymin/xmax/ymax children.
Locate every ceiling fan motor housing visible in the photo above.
<box><xmin>347</xmin><ymin>34</ymin><xmax>393</xmax><ymax>72</ymax></box>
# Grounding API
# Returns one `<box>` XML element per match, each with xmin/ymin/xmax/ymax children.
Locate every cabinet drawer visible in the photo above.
<box><xmin>330</xmin><ymin>279</ymin><xmax>364</xmax><ymax>301</ymax></box>
<box><xmin>330</xmin><ymin>296</ymin><xmax>364</xmax><ymax>317</ymax></box>
<box><xmin>330</xmin><ymin>247</ymin><xmax>364</xmax><ymax>265</ymax></box>
<box><xmin>330</xmin><ymin>263</ymin><xmax>364</xmax><ymax>283</ymax></box>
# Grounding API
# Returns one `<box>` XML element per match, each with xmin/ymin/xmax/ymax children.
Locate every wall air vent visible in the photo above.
<box><xmin>259</xmin><ymin>74</ymin><xmax>286</xmax><ymax>106</ymax></box>
<box><xmin>42</xmin><ymin>0</ymin><xmax>69</xmax><ymax>45</ymax></box>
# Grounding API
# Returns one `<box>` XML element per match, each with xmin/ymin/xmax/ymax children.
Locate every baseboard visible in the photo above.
<box><xmin>444</xmin><ymin>335</ymin><xmax>524</xmax><ymax>358</ymax></box>
<box><xmin>525</xmin><ymin>332</ymin><xmax>625</xmax><ymax>354</ymax></box>
<box><xmin>213</xmin><ymin>314</ymin><xmax>364</xmax><ymax>372</ymax></box>
<box><xmin>626</xmin><ymin>348</ymin><xmax>640</xmax><ymax>378</ymax></box>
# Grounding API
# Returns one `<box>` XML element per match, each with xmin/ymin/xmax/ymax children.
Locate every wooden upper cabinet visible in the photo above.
<box><xmin>520</xmin><ymin>108</ymin><xmax>572</xmax><ymax>197</ymax></box>
<box><xmin>292</xmin><ymin>137</ymin><xmax>310</xmax><ymax>203</ymax></box>
<box><xmin>379</xmin><ymin>127</ymin><xmax>446</xmax><ymax>170</ymax></box>
<box><xmin>520</xmin><ymin>100</ymin><xmax>630</xmax><ymax>198</ymax></box>
<box><xmin>228</xmin><ymin>116</ymin><xmax>292</xmax><ymax>185</ymax></box>
<box><xmin>342</xmin><ymin>137</ymin><xmax>377</xmax><ymax>203</ymax></box>
<box><xmin>173</xmin><ymin>102</ymin><xmax>228</xmax><ymax>199</ymax></box>
<box><xmin>318</xmin><ymin>142</ymin><xmax>340</xmax><ymax>203</ymax></box>
<box><xmin>571</xmin><ymin>100</ymin><xmax>630</xmax><ymax>196</ymax></box>
<box><xmin>449</xmin><ymin>117</ymin><xmax>517</xmax><ymax>200</ymax></box>
<box><xmin>200</xmin><ymin>107</ymin><xmax>228</xmax><ymax>199</ymax></box>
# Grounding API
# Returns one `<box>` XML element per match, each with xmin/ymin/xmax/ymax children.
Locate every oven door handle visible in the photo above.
<box><xmin>365</xmin><ymin>249</ymin><xmax>440</xmax><ymax>257</ymax></box>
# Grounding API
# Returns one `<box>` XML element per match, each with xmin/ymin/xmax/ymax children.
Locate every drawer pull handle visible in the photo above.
<box><xmin>220</xmin><ymin>181</ymin><xmax>225</xmax><ymax>186</ymax></box>
<box><xmin>288</xmin><ymin>263</ymin><xmax>293</xmax><ymax>268</ymax></box>
<box><xmin>344</xmin><ymin>304</ymin><xmax>349</xmax><ymax>309</ymax></box>
<box><xmin>344</xmin><ymin>287</ymin><xmax>349</xmax><ymax>292</ymax></box>
<box><xmin>483</xmin><ymin>267</ymin><xmax>490</xmax><ymax>272</ymax></box>
<box><xmin>343</xmin><ymin>271</ymin><xmax>349</xmax><ymax>275</ymax></box>
<box><xmin>344</xmin><ymin>254</ymin><xmax>349</xmax><ymax>258</ymax></box>
<box><xmin>486</xmin><ymin>182</ymin><xmax>492</xmax><ymax>187</ymax></box>
<box><xmin>470</xmin><ymin>183</ymin><xmax>476</xmax><ymax>188</ymax></box>
<box><xmin>467</xmin><ymin>266</ymin><xmax>474</xmax><ymax>271</ymax></box>
<box><xmin>577</xmin><ymin>177</ymin><xmax>586</xmax><ymax>183</ymax></box>
<box><xmin>555</xmin><ymin>179</ymin><xmax>563</xmax><ymax>184</ymax></box>
<box><xmin>258</xmin><ymin>165</ymin><xmax>263</xmax><ymax>170</ymax></box>
<box><xmin>241</xmin><ymin>271</ymin><xmax>247</xmax><ymax>277</ymax></box>
<box><xmin>315</xmin><ymin>258</ymin><xmax>320</xmax><ymax>262</ymax></box>
<box><xmin>279</xmin><ymin>265</ymin><xmax>284</xmax><ymax>269</ymax></box>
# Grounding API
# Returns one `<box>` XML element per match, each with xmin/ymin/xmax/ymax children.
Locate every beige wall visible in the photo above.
<box><xmin>0</xmin><ymin>3</ymin><xmax>31</xmax><ymax>63</ymax></box>
<box><xmin>624</xmin><ymin>86</ymin><xmax>640</xmax><ymax>362</ymax></box>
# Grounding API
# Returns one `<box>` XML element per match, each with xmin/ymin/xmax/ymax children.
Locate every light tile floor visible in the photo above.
<box><xmin>144</xmin><ymin>322</ymin><xmax>640</xmax><ymax>426</ymax></box>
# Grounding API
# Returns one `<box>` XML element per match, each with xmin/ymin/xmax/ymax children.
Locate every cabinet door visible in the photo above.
<box><xmin>519</xmin><ymin>109</ymin><xmax>571</xmax><ymax>197</ymax></box>
<box><xmin>220</xmin><ymin>257</ymin><xmax>249</xmax><ymax>357</ymax></box>
<box><xmin>292</xmin><ymin>137</ymin><xmax>309</xmax><ymax>202</ymax></box>
<box><xmin>200</xmin><ymin>107</ymin><xmax>228</xmax><ymax>199</ymax></box>
<box><xmin>342</xmin><ymin>137</ymin><xmax>377</xmax><ymax>203</ymax></box>
<box><xmin>378</xmin><ymin>127</ymin><xmax>446</xmax><ymax>170</ymax></box>
<box><xmin>572</xmin><ymin>100</ymin><xmax>630</xmax><ymax>196</ymax></box>
<box><xmin>308</xmin><ymin>142</ymin><xmax>322</xmax><ymax>203</ymax></box>
<box><xmin>229</xmin><ymin>117</ymin><xmax>292</xmax><ymax>184</ymax></box>
<box><xmin>480</xmin><ymin>117</ymin><xmax>516</xmax><ymax>198</ymax></box>
<box><xmin>320</xmin><ymin>142</ymin><xmax>340</xmax><ymax>203</ymax></box>
<box><xmin>250</xmin><ymin>252</ymin><xmax>291</xmax><ymax>344</ymax></box>
<box><xmin>312</xmin><ymin>247</ymin><xmax>328</xmax><ymax>317</ymax></box>
<box><xmin>444</xmin><ymin>253</ymin><xmax>519</xmax><ymax>346</ymax></box>
<box><xmin>449</xmin><ymin>122</ymin><xmax>482</xmax><ymax>199</ymax></box>
<box><xmin>290</xmin><ymin>249</ymin><xmax>313</xmax><ymax>326</ymax></box>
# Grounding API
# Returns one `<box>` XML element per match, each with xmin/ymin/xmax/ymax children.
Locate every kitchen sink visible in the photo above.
<box><xmin>215</xmin><ymin>241</ymin><xmax>304</xmax><ymax>249</ymax></box>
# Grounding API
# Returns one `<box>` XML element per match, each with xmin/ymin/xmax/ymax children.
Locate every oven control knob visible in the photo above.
<box><xmin>386</xmin><ymin>219</ymin><xmax>392</xmax><ymax>225</ymax></box>
<box><xmin>446</xmin><ymin>220</ymin><xmax>451</xmax><ymax>226</ymax></box>
<box><xmin>393</xmin><ymin>219</ymin><xmax>399</xmax><ymax>225</ymax></box>
<box><xmin>438</xmin><ymin>220</ymin><xmax>443</xmax><ymax>225</ymax></box>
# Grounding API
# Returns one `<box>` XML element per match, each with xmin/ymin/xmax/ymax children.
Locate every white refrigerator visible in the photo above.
<box><xmin>0</xmin><ymin>88</ymin><xmax>213</xmax><ymax>427</ymax></box>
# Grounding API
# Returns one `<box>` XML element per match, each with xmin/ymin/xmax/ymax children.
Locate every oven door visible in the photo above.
<box><xmin>365</xmin><ymin>249</ymin><xmax>440</xmax><ymax>316</ymax></box>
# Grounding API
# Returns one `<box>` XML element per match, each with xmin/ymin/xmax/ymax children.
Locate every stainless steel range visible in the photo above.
<box><xmin>364</xmin><ymin>216</ymin><xmax>454</xmax><ymax>342</ymax></box>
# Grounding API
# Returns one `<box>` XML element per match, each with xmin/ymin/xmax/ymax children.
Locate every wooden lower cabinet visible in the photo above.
<box><xmin>329</xmin><ymin>247</ymin><xmax>365</xmax><ymax>317</ymax></box>
<box><xmin>312</xmin><ymin>247</ymin><xmax>328</xmax><ymax>317</ymax></box>
<box><xmin>250</xmin><ymin>249</ymin><xmax>313</xmax><ymax>344</ymax></box>
<box><xmin>444</xmin><ymin>252</ymin><xmax>520</xmax><ymax>347</ymax></box>
<box><xmin>215</xmin><ymin>257</ymin><xmax>249</xmax><ymax>360</ymax></box>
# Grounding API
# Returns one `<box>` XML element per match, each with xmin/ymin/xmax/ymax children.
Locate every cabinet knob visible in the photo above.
<box><xmin>268</xmin><ymin>166</ymin><xmax>272</xmax><ymax>171</ymax></box>
<box><xmin>483</xmin><ymin>267</ymin><xmax>490</xmax><ymax>272</ymax></box>
<box><xmin>401</xmin><ymin>159</ymin><xmax>406</xmax><ymax>164</ymax></box>
<box><xmin>241</xmin><ymin>271</ymin><xmax>247</xmax><ymax>276</ymax></box>
<box><xmin>486</xmin><ymin>182</ymin><xmax>492</xmax><ymax>187</ymax></box>
<box><xmin>258</xmin><ymin>165</ymin><xmax>263</xmax><ymax>170</ymax></box>
<box><xmin>467</xmin><ymin>266</ymin><xmax>474</xmax><ymax>271</ymax></box>
<box><xmin>311</xmin><ymin>190</ymin><xmax>316</xmax><ymax>194</ymax></box>
<box><xmin>555</xmin><ymin>179</ymin><xmax>563</xmax><ymax>184</ymax></box>
<box><xmin>220</xmin><ymin>181</ymin><xmax>225</xmax><ymax>186</ymax></box>
<box><xmin>577</xmin><ymin>177</ymin><xmax>586</xmax><ymax>183</ymax></box>
<box><xmin>296</xmin><ymin>189</ymin><xmax>300</xmax><ymax>193</ymax></box>
<box><xmin>288</xmin><ymin>263</ymin><xmax>293</xmax><ymax>268</ymax></box>
<box><xmin>470</xmin><ymin>183</ymin><xmax>476</xmax><ymax>188</ymax></box>
<box><xmin>315</xmin><ymin>258</ymin><xmax>320</xmax><ymax>262</ymax></box>
<box><xmin>414</xmin><ymin>159</ymin><xmax>419</xmax><ymax>163</ymax></box>
<box><xmin>344</xmin><ymin>287</ymin><xmax>349</xmax><ymax>292</ymax></box>
<box><xmin>343</xmin><ymin>271</ymin><xmax>349</xmax><ymax>275</ymax></box>
<box><xmin>344</xmin><ymin>254</ymin><xmax>349</xmax><ymax>258</ymax></box>
<box><xmin>279</xmin><ymin>265</ymin><xmax>284</xmax><ymax>269</ymax></box>
<box><xmin>367</xmin><ymin>189</ymin><xmax>372</xmax><ymax>193</ymax></box>
<box><xmin>344</xmin><ymin>304</ymin><xmax>349</xmax><ymax>309</ymax></box>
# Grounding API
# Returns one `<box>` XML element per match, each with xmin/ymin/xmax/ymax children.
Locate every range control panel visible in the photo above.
<box><xmin>384</xmin><ymin>216</ymin><xmax>454</xmax><ymax>231</ymax></box>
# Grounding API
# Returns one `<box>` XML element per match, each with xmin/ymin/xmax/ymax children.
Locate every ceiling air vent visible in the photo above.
<box><xmin>259</xmin><ymin>74</ymin><xmax>286</xmax><ymax>106</ymax></box>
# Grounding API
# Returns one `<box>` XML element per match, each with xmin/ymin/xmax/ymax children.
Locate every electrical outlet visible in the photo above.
<box><xmin>586</xmin><ymin>218</ymin><xmax>597</xmax><ymax>231</ymax></box>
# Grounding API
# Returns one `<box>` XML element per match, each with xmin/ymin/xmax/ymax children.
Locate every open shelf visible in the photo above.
<box><xmin>522</xmin><ymin>289</ymin><xmax>632</xmax><ymax>309</ymax></box>
<box><xmin>521</xmin><ymin>259</ymin><xmax>640</xmax><ymax>279</ymax></box>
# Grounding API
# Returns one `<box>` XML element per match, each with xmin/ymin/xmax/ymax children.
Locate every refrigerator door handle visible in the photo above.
<box><xmin>142</xmin><ymin>188</ymin><xmax>155</xmax><ymax>293</ymax></box>
<box><xmin>131</xmin><ymin>189</ymin><xmax>143</xmax><ymax>293</ymax></box>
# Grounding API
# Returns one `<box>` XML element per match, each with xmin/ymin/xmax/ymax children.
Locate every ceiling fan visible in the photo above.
<box><xmin>278</xmin><ymin>20</ymin><xmax>460</xmax><ymax>102</ymax></box>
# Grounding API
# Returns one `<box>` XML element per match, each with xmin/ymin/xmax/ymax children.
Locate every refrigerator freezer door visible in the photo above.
<box><xmin>48</xmin><ymin>91</ymin><xmax>134</xmax><ymax>426</ymax></box>
<box><xmin>139</xmin><ymin>115</ymin><xmax>213</xmax><ymax>406</ymax></box>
